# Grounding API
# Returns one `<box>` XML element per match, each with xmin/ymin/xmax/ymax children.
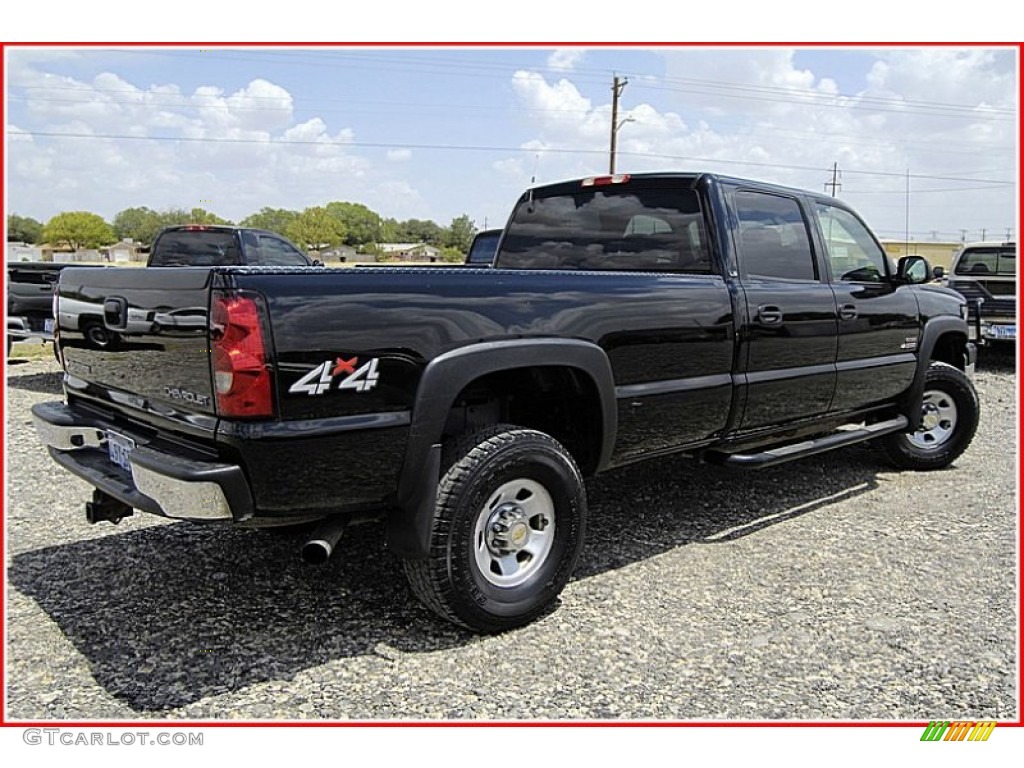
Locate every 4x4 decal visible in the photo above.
<box><xmin>289</xmin><ymin>357</ymin><xmax>380</xmax><ymax>395</ymax></box>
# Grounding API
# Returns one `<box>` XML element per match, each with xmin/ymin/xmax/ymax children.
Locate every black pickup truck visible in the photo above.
<box><xmin>33</xmin><ymin>172</ymin><xmax>978</xmax><ymax>632</ymax></box>
<box><xmin>944</xmin><ymin>240</ymin><xmax>1016</xmax><ymax>345</ymax></box>
<box><xmin>147</xmin><ymin>224</ymin><xmax>316</xmax><ymax>267</ymax></box>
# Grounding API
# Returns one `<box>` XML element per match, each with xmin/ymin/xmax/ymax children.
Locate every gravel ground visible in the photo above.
<box><xmin>4</xmin><ymin>347</ymin><xmax>1018</xmax><ymax>721</ymax></box>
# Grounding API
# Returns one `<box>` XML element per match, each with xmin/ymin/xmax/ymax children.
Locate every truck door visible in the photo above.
<box><xmin>811</xmin><ymin>200</ymin><xmax>919</xmax><ymax>412</ymax></box>
<box><xmin>731</xmin><ymin>189</ymin><xmax>838</xmax><ymax>430</ymax></box>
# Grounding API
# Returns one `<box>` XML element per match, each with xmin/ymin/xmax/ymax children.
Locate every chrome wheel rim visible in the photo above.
<box><xmin>908</xmin><ymin>388</ymin><xmax>958</xmax><ymax>450</ymax></box>
<box><xmin>473</xmin><ymin>478</ymin><xmax>555</xmax><ymax>588</ymax></box>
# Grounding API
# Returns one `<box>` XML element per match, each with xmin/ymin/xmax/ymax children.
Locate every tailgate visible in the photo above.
<box><xmin>57</xmin><ymin>267</ymin><xmax>217</xmax><ymax>417</ymax></box>
<box><xmin>7</xmin><ymin>263</ymin><xmax>62</xmax><ymax>316</ymax></box>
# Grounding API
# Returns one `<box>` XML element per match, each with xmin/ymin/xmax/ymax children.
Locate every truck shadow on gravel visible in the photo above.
<box><xmin>6</xmin><ymin>370</ymin><xmax>64</xmax><ymax>395</ymax></box>
<box><xmin>9</xmin><ymin>446</ymin><xmax>883</xmax><ymax>714</ymax></box>
<box><xmin>975</xmin><ymin>345</ymin><xmax>1015</xmax><ymax>374</ymax></box>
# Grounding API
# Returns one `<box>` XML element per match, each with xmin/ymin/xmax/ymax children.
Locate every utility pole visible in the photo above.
<box><xmin>981</xmin><ymin>228</ymin><xmax>987</xmax><ymax>241</ymax></box>
<box><xmin>960</xmin><ymin>229</ymin><xmax>968</xmax><ymax>243</ymax></box>
<box><xmin>824</xmin><ymin>162</ymin><xmax>842</xmax><ymax>196</ymax></box>
<box><xmin>904</xmin><ymin>169</ymin><xmax>910</xmax><ymax>256</ymax></box>
<box><xmin>609</xmin><ymin>75</ymin><xmax>629</xmax><ymax>174</ymax></box>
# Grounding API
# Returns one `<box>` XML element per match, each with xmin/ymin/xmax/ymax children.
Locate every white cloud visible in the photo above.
<box><xmin>7</xmin><ymin>124</ymin><xmax>33</xmax><ymax>142</ymax></box>
<box><xmin>502</xmin><ymin>49</ymin><xmax>1017</xmax><ymax>238</ymax></box>
<box><xmin>387</xmin><ymin>148</ymin><xmax>413</xmax><ymax>162</ymax></box>
<box><xmin>366</xmin><ymin>181</ymin><xmax>425</xmax><ymax>220</ymax></box>
<box><xmin>6</xmin><ymin>64</ymin><xmax>382</xmax><ymax>222</ymax></box>
<box><xmin>547</xmin><ymin>48</ymin><xmax>584</xmax><ymax>72</ymax></box>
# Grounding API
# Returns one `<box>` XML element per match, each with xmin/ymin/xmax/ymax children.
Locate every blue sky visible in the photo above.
<box><xmin>6</xmin><ymin>46</ymin><xmax>1018</xmax><ymax>242</ymax></box>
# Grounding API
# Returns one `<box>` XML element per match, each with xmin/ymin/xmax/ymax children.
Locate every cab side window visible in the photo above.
<box><xmin>249</xmin><ymin>234</ymin><xmax>310</xmax><ymax>266</ymax></box>
<box><xmin>734</xmin><ymin>191</ymin><xmax>817</xmax><ymax>281</ymax></box>
<box><xmin>815</xmin><ymin>202</ymin><xmax>888</xmax><ymax>283</ymax></box>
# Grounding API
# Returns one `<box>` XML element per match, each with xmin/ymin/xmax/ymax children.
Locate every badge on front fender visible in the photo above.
<box><xmin>288</xmin><ymin>357</ymin><xmax>380</xmax><ymax>395</ymax></box>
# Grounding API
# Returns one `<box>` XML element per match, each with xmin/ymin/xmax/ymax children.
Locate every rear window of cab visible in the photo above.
<box><xmin>500</xmin><ymin>184</ymin><xmax>712</xmax><ymax>274</ymax></box>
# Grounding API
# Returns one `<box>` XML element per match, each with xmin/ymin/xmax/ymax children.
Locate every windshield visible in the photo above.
<box><xmin>499</xmin><ymin>185</ymin><xmax>711</xmax><ymax>273</ymax></box>
<box><xmin>954</xmin><ymin>245</ymin><xmax>1016</xmax><ymax>276</ymax></box>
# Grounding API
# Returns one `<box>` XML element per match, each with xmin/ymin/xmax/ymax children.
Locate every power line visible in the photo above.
<box><xmin>630</xmin><ymin>80</ymin><xmax>1015</xmax><ymax>122</ymax></box>
<box><xmin>12</xmin><ymin>48</ymin><xmax>1017</xmax><ymax>124</ymax></box>
<box><xmin>841</xmin><ymin>183</ymin><xmax>1013</xmax><ymax>194</ymax></box>
<box><xmin>10</xmin><ymin>91</ymin><xmax>1014</xmax><ymax>161</ymax></box>
<box><xmin>10</xmin><ymin>128</ymin><xmax>1016</xmax><ymax>189</ymax></box>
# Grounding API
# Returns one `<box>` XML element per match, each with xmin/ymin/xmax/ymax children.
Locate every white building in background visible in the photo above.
<box><xmin>377</xmin><ymin>243</ymin><xmax>442</xmax><ymax>262</ymax></box>
<box><xmin>7</xmin><ymin>242</ymin><xmax>44</xmax><ymax>262</ymax></box>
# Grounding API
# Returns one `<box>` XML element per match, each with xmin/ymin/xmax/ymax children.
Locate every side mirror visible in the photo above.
<box><xmin>932</xmin><ymin>265</ymin><xmax>945</xmax><ymax>280</ymax></box>
<box><xmin>897</xmin><ymin>255</ymin><xmax>930</xmax><ymax>284</ymax></box>
<box><xmin>312</xmin><ymin>259</ymin><xmax>323</xmax><ymax>267</ymax></box>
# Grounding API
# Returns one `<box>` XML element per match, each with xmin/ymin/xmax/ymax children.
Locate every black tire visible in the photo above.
<box><xmin>880</xmin><ymin>362</ymin><xmax>979</xmax><ymax>470</ymax></box>
<box><xmin>402</xmin><ymin>425</ymin><xmax>587</xmax><ymax>633</ymax></box>
<box><xmin>82</xmin><ymin>321</ymin><xmax>117</xmax><ymax>350</ymax></box>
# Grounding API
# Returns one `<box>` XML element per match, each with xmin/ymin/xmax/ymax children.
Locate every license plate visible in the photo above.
<box><xmin>986</xmin><ymin>324</ymin><xmax>1016</xmax><ymax>339</ymax></box>
<box><xmin>44</xmin><ymin>318</ymin><xmax>54</xmax><ymax>334</ymax></box>
<box><xmin>106</xmin><ymin>431</ymin><xmax>135</xmax><ymax>471</ymax></box>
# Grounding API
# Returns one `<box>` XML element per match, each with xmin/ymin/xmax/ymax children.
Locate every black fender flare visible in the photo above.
<box><xmin>388</xmin><ymin>338</ymin><xmax>617</xmax><ymax>559</ymax></box>
<box><xmin>903</xmin><ymin>316</ymin><xmax>972</xmax><ymax>428</ymax></box>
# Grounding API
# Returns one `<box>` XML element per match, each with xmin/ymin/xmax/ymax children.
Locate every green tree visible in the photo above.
<box><xmin>7</xmin><ymin>214</ymin><xmax>43</xmax><ymax>243</ymax></box>
<box><xmin>42</xmin><ymin>211</ymin><xmax>116</xmax><ymax>251</ymax></box>
<box><xmin>157</xmin><ymin>207</ymin><xmax>194</xmax><ymax>227</ymax></box>
<box><xmin>112</xmin><ymin>206</ymin><xmax>163</xmax><ymax>245</ymax></box>
<box><xmin>440</xmin><ymin>246</ymin><xmax>464</xmax><ymax>263</ymax></box>
<box><xmin>155</xmin><ymin>207</ymin><xmax>230</xmax><ymax>227</ymax></box>
<box><xmin>379</xmin><ymin>217</ymin><xmax>400</xmax><ymax>243</ymax></box>
<box><xmin>287</xmin><ymin>206</ymin><xmax>345</xmax><ymax>254</ymax></box>
<box><xmin>395</xmin><ymin>218</ymin><xmax>443</xmax><ymax>246</ymax></box>
<box><xmin>443</xmin><ymin>214</ymin><xmax>477</xmax><ymax>253</ymax></box>
<box><xmin>240</xmin><ymin>207</ymin><xmax>300</xmax><ymax>237</ymax></box>
<box><xmin>188</xmin><ymin>207</ymin><xmax>231</xmax><ymax>225</ymax></box>
<box><xmin>324</xmin><ymin>201</ymin><xmax>382</xmax><ymax>246</ymax></box>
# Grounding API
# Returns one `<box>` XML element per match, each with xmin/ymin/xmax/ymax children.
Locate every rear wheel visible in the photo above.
<box><xmin>881</xmin><ymin>362</ymin><xmax>979</xmax><ymax>470</ymax></box>
<box><xmin>402</xmin><ymin>425</ymin><xmax>586</xmax><ymax>633</ymax></box>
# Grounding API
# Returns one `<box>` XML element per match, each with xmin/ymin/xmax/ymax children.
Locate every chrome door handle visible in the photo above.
<box><xmin>757</xmin><ymin>305</ymin><xmax>783</xmax><ymax>324</ymax></box>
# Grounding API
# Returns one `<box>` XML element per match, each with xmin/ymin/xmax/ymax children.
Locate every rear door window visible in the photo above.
<box><xmin>734</xmin><ymin>191</ymin><xmax>818</xmax><ymax>282</ymax></box>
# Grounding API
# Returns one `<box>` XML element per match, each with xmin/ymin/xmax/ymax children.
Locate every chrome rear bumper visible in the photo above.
<box><xmin>32</xmin><ymin>401</ymin><xmax>252</xmax><ymax>522</ymax></box>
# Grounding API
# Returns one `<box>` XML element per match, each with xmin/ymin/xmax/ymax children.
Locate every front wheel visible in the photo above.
<box><xmin>402</xmin><ymin>425</ymin><xmax>587</xmax><ymax>633</ymax></box>
<box><xmin>880</xmin><ymin>362</ymin><xmax>979</xmax><ymax>470</ymax></box>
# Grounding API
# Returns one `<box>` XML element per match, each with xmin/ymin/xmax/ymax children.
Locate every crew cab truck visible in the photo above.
<box><xmin>944</xmin><ymin>241</ymin><xmax>1016</xmax><ymax>345</ymax></box>
<box><xmin>33</xmin><ymin>172</ymin><xmax>979</xmax><ymax>633</ymax></box>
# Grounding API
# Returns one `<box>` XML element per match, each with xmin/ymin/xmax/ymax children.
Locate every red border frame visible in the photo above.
<box><xmin>1</xmin><ymin>40</ymin><xmax>1021</xmax><ymax>730</ymax></box>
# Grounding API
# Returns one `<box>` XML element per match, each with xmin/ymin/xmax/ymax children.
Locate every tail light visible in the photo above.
<box><xmin>210</xmin><ymin>292</ymin><xmax>273</xmax><ymax>418</ymax></box>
